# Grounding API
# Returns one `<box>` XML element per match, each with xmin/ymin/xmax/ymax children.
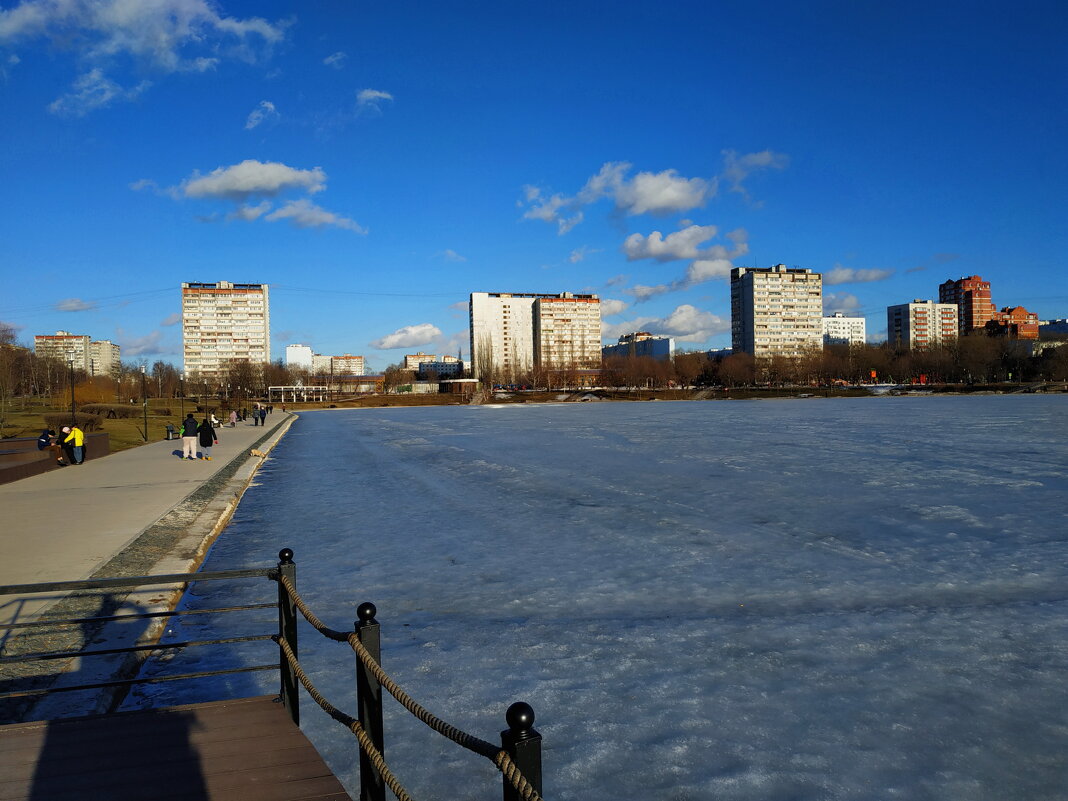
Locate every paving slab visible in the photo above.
<box><xmin>0</xmin><ymin>413</ymin><xmax>293</xmax><ymax>623</ymax></box>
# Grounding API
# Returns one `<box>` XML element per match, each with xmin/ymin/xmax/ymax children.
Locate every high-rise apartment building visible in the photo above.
<box><xmin>181</xmin><ymin>281</ymin><xmax>270</xmax><ymax>382</ymax></box>
<box><xmin>730</xmin><ymin>265</ymin><xmax>823</xmax><ymax>358</ymax></box>
<box><xmin>822</xmin><ymin>313</ymin><xmax>866</xmax><ymax>346</ymax></box>
<box><xmin>34</xmin><ymin>331</ymin><xmax>121</xmax><ymax>377</ymax></box>
<box><xmin>469</xmin><ymin>292</ymin><xmax>601</xmax><ymax>379</ymax></box>
<box><xmin>886</xmin><ymin>300</ymin><xmax>958</xmax><ymax>349</ymax></box>
<box><xmin>938</xmin><ymin>275</ymin><xmax>996</xmax><ymax>334</ymax></box>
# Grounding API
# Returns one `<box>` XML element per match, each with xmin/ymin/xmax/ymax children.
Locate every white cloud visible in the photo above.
<box><xmin>603</xmin><ymin>304</ymin><xmax>729</xmax><ymax>343</ymax></box>
<box><xmin>440</xmin><ymin>249</ymin><xmax>467</xmax><ymax>262</ymax></box>
<box><xmin>627</xmin><ymin>284</ymin><xmax>672</xmax><ymax>302</ymax></box>
<box><xmin>47</xmin><ymin>68</ymin><xmax>149</xmax><ymax>117</ymax></box>
<box><xmin>265</xmin><ymin>199</ymin><xmax>366</xmax><ymax>232</ymax></box>
<box><xmin>685</xmin><ymin>258</ymin><xmax>733</xmax><ymax>283</ymax></box>
<box><xmin>721</xmin><ymin>148</ymin><xmax>789</xmax><ymax>201</ymax></box>
<box><xmin>622</xmin><ymin>225</ymin><xmax>721</xmax><ymax>262</ymax></box>
<box><xmin>371</xmin><ymin>323</ymin><xmax>442</xmax><ymax>350</ymax></box>
<box><xmin>182</xmin><ymin>160</ymin><xmax>326</xmax><ymax>201</ymax></box>
<box><xmin>244</xmin><ymin>100</ymin><xmax>278</xmax><ymax>130</ymax></box>
<box><xmin>1</xmin><ymin>0</ymin><xmax>286</xmax><ymax>114</ymax></box>
<box><xmin>115</xmin><ymin>329</ymin><xmax>169</xmax><ymax>357</ymax></box>
<box><xmin>56</xmin><ymin>298</ymin><xmax>96</xmax><ymax>311</ymax></box>
<box><xmin>323</xmin><ymin>51</ymin><xmax>347</xmax><ymax>69</ymax></box>
<box><xmin>0</xmin><ymin>0</ymin><xmax>285</xmax><ymax>69</ymax></box>
<box><xmin>161</xmin><ymin>313</ymin><xmax>181</xmax><ymax>326</ymax></box>
<box><xmin>356</xmin><ymin>88</ymin><xmax>393</xmax><ymax>114</ymax></box>
<box><xmin>599</xmin><ymin>299</ymin><xmax>629</xmax><ymax>317</ymax></box>
<box><xmin>824</xmin><ymin>265</ymin><xmax>895</xmax><ymax>285</ymax></box>
<box><xmin>824</xmin><ymin>292</ymin><xmax>862</xmax><ymax>314</ymax></box>
<box><xmin>569</xmin><ymin>246</ymin><xmax>601</xmax><ymax>263</ymax></box>
<box><xmin>228</xmin><ymin>201</ymin><xmax>272</xmax><ymax>221</ymax></box>
<box><xmin>604</xmin><ymin>274</ymin><xmax>628</xmax><ymax>287</ymax></box>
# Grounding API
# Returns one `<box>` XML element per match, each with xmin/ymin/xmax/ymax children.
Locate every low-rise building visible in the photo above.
<box><xmin>602</xmin><ymin>332</ymin><xmax>675</xmax><ymax>361</ymax></box>
<box><xmin>987</xmin><ymin>306</ymin><xmax>1040</xmax><ymax>340</ymax></box>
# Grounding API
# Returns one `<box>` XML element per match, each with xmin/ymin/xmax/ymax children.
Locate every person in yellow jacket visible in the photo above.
<box><xmin>63</xmin><ymin>425</ymin><xmax>85</xmax><ymax>464</ymax></box>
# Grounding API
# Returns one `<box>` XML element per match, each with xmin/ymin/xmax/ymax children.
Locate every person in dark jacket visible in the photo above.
<box><xmin>38</xmin><ymin>429</ymin><xmax>67</xmax><ymax>465</ymax></box>
<box><xmin>197</xmin><ymin>416</ymin><xmax>218</xmax><ymax>461</ymax></box>
<box><xmin>180</xmin><ymin>413</ymin><xmax>198</xmax><ymax>460</ymax></box>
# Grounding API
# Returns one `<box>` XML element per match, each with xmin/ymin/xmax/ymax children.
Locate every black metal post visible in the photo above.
<box><xmin>67</xmin><ymin>354</ymin><xmax>76</xmax><ymax>425</ymax></box>
<box><xmin>356</xmin><ymin>602</ymin><xmax>384</xmax><ymax>801</ymax></box>
<box><xmin>501</xmin><ymin>702</ymin><xmax>541</xmax><ymax>801</ymax></box>
<box><xmin>276</xmin><ymin>548</ymin><xmax>299</xmax><ymax>726</ymax></box>
<box><xmin>140</xmin><ymin>365</ymin><xmax>148</xmax><ymax>442</ymax></box>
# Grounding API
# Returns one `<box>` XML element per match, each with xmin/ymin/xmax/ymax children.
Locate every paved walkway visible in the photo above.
<box><xmin>0</xmin><ymin>413</ymin><xmax>293</xmax><ymax>615</ymax></box>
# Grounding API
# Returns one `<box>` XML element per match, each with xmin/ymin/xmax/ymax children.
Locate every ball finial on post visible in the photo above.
<box><xmin>505</xmin><ymin>701</ymin><xmax>536</xmax><ymax>737</ymax></box>
<box><xmin>357</xmin><ymin>602</ymin><xmax>378</xmax><ymax>624</ymax></box>
<box><xmin>278</xmin><ymin>548</ymin><xmax>294</xmax><ymax>564</ymax></box>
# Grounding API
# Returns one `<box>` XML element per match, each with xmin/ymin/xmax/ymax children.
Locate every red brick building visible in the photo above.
<box><xmin>938</xmin><ymin>275</ymin><xmax>995</xmax><ymax>333</ymax></box>
<box><xmin>986</xmin><ymin>306</ymin><xmax>1040</xmax><ymax>340</ymax></box>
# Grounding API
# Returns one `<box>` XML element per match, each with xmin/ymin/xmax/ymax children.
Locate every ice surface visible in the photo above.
<box><xmin>124</xmin><ymin>396</ymin><xmax>1068</xmax><ymax>800</ymax></box>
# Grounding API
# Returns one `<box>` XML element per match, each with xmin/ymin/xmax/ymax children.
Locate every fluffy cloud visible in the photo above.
<box><xmin>323</xmin><ymin>51</ymin><xmax>347</xmax><ymax>69</ymax></box>
<box><xmin>824</xmin><ymin>292</ymin><xmax>862</xmax><ymax>314</ymax></box>
<box><xmin>824</xmin><ymin>265</ymin><xmax>895</xmax><ymax>285</ymax></box>
<box><xmin>182</xmin><ymin>160</ymin><xmax>326</xmax><ymax>201</ymax></box>
<box><xmin>569</xmin><ymin>246</ymin><xmax>599</xmax><ymax>263</ymax></box>
<box><xmin>56</xmin><ymin>298</ymin><xmax>96</xmax><ymax>311</ymax></box>
<box><xmin>265</xmin><ymin>199</ymin><xmax>367</xmax><ymax>232</ymax></box>
<box><xmin>623</xmin><ymin>225</ymin><xmax>721</xmax><ymax>262</ymax></box>
<box><xmin>47</xmin><ymin>68</ymin><xmax>150</xmax><ymax>117</ymax></box>
<box><xmin>603</xmin><ymin>304</ymin><xmax>729</xmax><ymax>343</ymax></box>
<box><xmin>371</xmin><ymin>323</ymin><xmax>442</xmax><ymax>350</ymax></box>
<box><xmin>228</xmin><ymin>201</ymin><xmax>272</xmax><ymax>221</ymax></box>
<box><xmin>520</xmin><ymin>150</ymin><xmax>786</xmax><ymax>233</ymax></box>
<box><xmin>161</xmin><ymin>313</ymin><xmax>181</xmax><ymax>326</ymax></box>
<box><xmin>1</xmin><ymin>0</ymin><xmax>286</xmax><ymax>114</ymax></box>
<box><xmin>245</xmin><ymin>100</ymin><xmax>278</xmax><ymax>130</ymax></box>
<box><xmin>599</xmin><ymin>299</ymin><xmax>629</xmax><ymax>317</ymax></box>
<box><xmin>115</xmin><ymin>329</ymin><xmax>170</xmax><ymax>357</ymax></box>
<box><xmin>439</xmin><ymin>249</ymin><xmax>467</xmax><ymax>262</ymax></box>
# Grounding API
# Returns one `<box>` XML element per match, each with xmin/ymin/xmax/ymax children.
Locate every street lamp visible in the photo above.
<box><xmin>179</xmin><ymin>372</ymin><xmax>185</xmax><ymax>418</ymax></box>
<box><xmin>66</xmin><ymin>350</ymin><xmax>76</xmax><ymax>425</ymax></box>
<box><xmin>140</xmin><ymin>365</ymin><xmax>148</xmax><ymax>442</ymax></box>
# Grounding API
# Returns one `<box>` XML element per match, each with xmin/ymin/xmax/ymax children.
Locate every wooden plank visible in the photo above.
<box><xmin>0</xmin><ymin>696</ymin><xmax>351</xmax><ymax>801</ymax></box>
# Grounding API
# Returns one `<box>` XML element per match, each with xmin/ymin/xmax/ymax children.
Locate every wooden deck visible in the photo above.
<box><xmin>0</xmin><ymin>695</ymin><xmax>351</xmax><ymax>800</ymax></box>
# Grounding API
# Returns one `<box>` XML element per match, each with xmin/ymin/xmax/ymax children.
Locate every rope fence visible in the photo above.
<box><xmin>270</xmin><ymin>549</ymin><xmax>545</xmax><ymax>801</ymax></box>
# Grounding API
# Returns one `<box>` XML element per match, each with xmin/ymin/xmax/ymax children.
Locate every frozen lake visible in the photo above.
<box><xmin>127</xmin><ymin>395</ymin><xmax>1068</xmax><ymax>800</ymax></box>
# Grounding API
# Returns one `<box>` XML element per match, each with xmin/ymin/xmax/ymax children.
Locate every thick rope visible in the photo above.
<box><xmin>277</xmin><ymin>574</ymin><xmax>544</xmax><ymax>801</ymax></box>
<box><xmin>276</xmin><ymin>636</ymin><xmax>414</xmax><ymax>801</ymax></box>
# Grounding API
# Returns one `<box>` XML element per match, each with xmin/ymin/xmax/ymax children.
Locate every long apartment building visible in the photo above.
<box><xmin>886</xmin><ymin>300</ymin><xmax>958</xmax><ymax>349</ymax></box>
<box><xmin>469</xmin><ymin>292</ymin><xmax>601</xmax><ymax>379</ymax></box>
<box><xmin>182</xmin><ymin>281</ymin><xmax>270</xmax><ymax>382</ymax></box>
<box><xmin>34</xmin><ymin>331</ymin><xmax>121</xmax><ymax>377</ymax></box>
<box><xmin>730</xmin><ymin>265</ymin><xmax>823</xmax><ymax>358</ymax></box>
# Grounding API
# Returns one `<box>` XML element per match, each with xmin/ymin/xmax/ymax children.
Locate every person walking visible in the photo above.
<box><xmin>63</xmin><ymin>424</ymin><xmax>86</xmax><ymax>464</ymax></box>
<box><xmin>228</xmin><ymin>409</ymin><xmax>238</xmax><ymax>428</ymax></box>
<box><xmin>197</xmin><ymin>416</ymin><xmax>218</xmax><ymax>461</ymax></box>
<box><xmin>180</xmin><ymin>413</ymin><xmax>198</xmax><ymax>460</ymax></box>
<box><xmin>258</xmin><ymin>406</ymin><xmax>267</xmax><ymax>426</ymax></box>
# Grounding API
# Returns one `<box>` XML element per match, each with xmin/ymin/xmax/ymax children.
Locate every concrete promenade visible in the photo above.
<box><xmin>0</xmin><ymin>411</ymin><xmax>295</xmax><ymax>626</ymax></box>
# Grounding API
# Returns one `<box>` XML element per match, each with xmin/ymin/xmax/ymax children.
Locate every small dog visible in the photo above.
<box><xmin>250</xmin><ymin>449</ymin><xmax>267</xmax><ymax>458</ymax></box>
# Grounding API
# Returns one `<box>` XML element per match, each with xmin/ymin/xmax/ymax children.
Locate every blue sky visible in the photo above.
<box><xmin>2</xmin><ymin>0</ymin><xmax>1065</xmax><ymax>371</ymax></box>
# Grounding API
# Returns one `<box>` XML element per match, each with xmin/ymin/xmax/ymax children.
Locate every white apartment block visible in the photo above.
<box><xmin>34</xmin><ymin>331</ymin><xmax>121</xmax><ymax>377</ymax></box>
<box><xmin>822</xmin><ymin>313</ymin><xmax>867</xmax><ymax>346</ymax></box>
<box><xmin>332</xmin><ymin>354</ymin><xmax>365</xmax><ymax>375</ymax></box>
<box><xmin>404</xmin><ymin>352</ymin><xmax>438</xmax><ymax>371</ymax></box>
<box><xmin>730</xmin><ymin>265</ymin><xmax>823</xmax><ymax>358</ymax></box>
<box><xmin>469</xmin><ymin>292</ymin><xmax>601</xmax><ymax>379</ymax></box>
<box><xmin>89</xmin><ymin>340</ymin><xmax>121</xmax><ymax>377</ymax></box>
<box><xmin>182</xmin><ymin>281</ymin><xmax>270</xmax><ymax>382</ymax></box>
<box><xmin>886</xmin><ymin>300</ymin><xmax>958</xmax><ymax>350</ymax></box>
<box><xmin>285</xmin><ymin>344</ymin><xmax>314</xmax><ymax>369</ymax></box>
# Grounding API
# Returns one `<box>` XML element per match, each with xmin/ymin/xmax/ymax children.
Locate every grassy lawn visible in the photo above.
<box><xmin>0</xmin><ymin>398</ymin><xmax>205</xmax><ymax>453</ymax></box>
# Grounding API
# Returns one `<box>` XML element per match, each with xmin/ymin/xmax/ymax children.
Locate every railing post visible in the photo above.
<box><xmin>276</xmin><ymin>548</ymin><xmax>299</xmax><ymax>727</ymax></box>
<box><xmin>501</xmin><ymin>702</ymin><xmax>541</xmax><ymax>801</ymax></box>
<box><xmin>356</xmin><ymin>602</ymin><xmax>384</xmax><ymax>801</ymax></box>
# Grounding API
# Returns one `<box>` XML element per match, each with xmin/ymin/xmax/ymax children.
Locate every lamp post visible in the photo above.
<box><xmin>66</xmin><ymin>350</ymin><xmax>76</xmax><ymax>425</ymax></box>
<box><xmin>179</xmin><ymin>372</ymin><xmax>185</xmax><ymax>418</ymax></box>
<box><xmin>140</xmin><ymin>365</ymin><xmax>148</xmax><ymax>442</ymax></box>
